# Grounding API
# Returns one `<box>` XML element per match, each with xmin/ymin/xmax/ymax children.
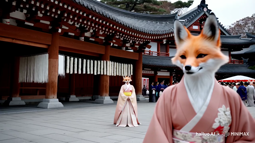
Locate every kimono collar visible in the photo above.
<box><xmin>125</xmin><ymin>83</ymin><xmax>131</xmax><ymax>91</ymax></box>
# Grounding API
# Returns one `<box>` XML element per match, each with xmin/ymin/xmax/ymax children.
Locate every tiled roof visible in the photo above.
<box><xmin>246</xmin><ymin>33</ymin><xmax>255</xmax><ymax>39</ymax></box>
<box><xmin>73</xmin><ymin>0</ymin><xmax>177</xmax><ymax>34</ymax></box>
<box><xmin>142</xmin><ymin>55</ymin><xmax>176</xmax><ymax>68</ymax></box>
<box><xmin>178</xmin><ymin>6</ymin><xmax>231</xmax><ymax>35</ymax></box>
<box><xmin>221</xmin><ymin>37</ymin><xmax>255</xmax><ymax>48</ymax></box>
<box><xmin>142</xmin><ymin>55</ymin><xmax>255</xmax><ymax>74</ymax></box>
<box><xmin>73</xmin><ymin>0</ymin><xmax>230</xmax><ymax>35</ymax></box>
<box><xmin>232</xmin><ymin>44</ymin><xmax>255</xmax><ymax>55</ymax></box>
<box><xmin>217</xmin><ymin>64</ymin><xmax>255</xmax><ymax>74</ymax></box>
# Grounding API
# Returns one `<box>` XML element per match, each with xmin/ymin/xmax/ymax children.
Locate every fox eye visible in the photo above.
<box><xmin>197</xmin><ymin>54</ymin><xmax>207</xmax><ymax>59</ymax></box>
<box><xmin>180</xmin><ymin>55</ymin><xmax>186</xmax><ymax>59</ymax></box>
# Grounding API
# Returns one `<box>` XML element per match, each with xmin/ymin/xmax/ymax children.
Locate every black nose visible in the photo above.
<box><xmin>185</xmin><ymin>65</ymin><xmax>191</xmax><ymax>71</ymax></box>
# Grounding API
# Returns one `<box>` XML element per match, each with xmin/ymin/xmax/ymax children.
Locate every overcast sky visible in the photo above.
<box><xmin>98</xmin><ymin>0</ymin><xmax>255</xmax><ymax>27</ymax></box>
<box><xmin>187</xmin><ymin>0</ymin><xmax>255</xmax><ymax>27</ymax></box>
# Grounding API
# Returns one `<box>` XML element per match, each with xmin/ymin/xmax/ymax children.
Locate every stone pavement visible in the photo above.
<box><xmin>0</xmin><ymin>99</ymin><xmax>255</xmax><ymax>143</ymax></box>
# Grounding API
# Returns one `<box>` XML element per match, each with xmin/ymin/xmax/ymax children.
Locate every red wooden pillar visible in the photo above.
<box><xmin>38</xmin><ymin>32</ymin><xmax>63</xmax><ymax>108</ymax></box>
<box><xmin>46</xmin><ymin>32</ymin><xmax>59</xmax><ymax>99</ymax></box>
<box><xmin>7</xmin><ymin>56</ymin><xmax>26</xmax><ymax>106</ymax></box>
<box><xmin>166</xmin><ymin>44</ymin><xmax>170</xmax><ymax>57</ymax></box>
<box><xmin>157</xmin><ymin>42</ymin><xmax>160</xmax><ymax>56</ymax></box>
<box><xmin>170</xmin><ymin>71</ymin><xmax>173</xmax><ymax>85</ymax></box>
<box><xmin>95</xmin><ymin>44</ymin><xmax>113</xmax><ymax>104</ymax></box>
<box><xmin>135</xmin><ymin>52</ymin><xmax>145</xmax><ymax>101</ymax></box>
<box><xmin>100</xmin><ymin>45</ymin><xmax>110</xmax><ymax>96</ymax></box>
<box><xmin>154</xmin><ymin>70</ymin><xmax>158</xmax><ymax>83</ymax></box>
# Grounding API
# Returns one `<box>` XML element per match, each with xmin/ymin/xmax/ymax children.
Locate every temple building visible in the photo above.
<box><xmin>0</xmin><ymin>0</ymin><xmax>254</xmax><ymax>107</ymax></box>
<box><xmin>142</xmin><ymin>1</ymin><xmax>255</xmax><ymax>84</ymax></box>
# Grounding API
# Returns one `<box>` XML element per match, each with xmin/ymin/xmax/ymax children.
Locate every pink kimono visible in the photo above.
<box><xmin>114</xmin><ymin>84</ymin><xmax>140</xmax><ymax>127</ymax></box>
<box><xmin>143</xmin><ymin>78</ymin><xmax>255</xmax><ymax>143</ymax></box>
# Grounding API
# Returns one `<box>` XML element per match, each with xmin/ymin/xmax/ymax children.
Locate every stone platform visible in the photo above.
<box><xmin>0</xmin><ymin>100</ymin><xmax>254</xmax><ymax>143</ymax></box>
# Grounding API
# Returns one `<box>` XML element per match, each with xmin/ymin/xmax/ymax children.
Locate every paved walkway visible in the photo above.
<box><xmin>0</xmin><ymin>100</ymin><xmax>255</xmax><ymax>143</ymax></box>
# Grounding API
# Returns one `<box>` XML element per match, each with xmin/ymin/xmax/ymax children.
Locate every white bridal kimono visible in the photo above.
<box><xmin>113</xmin><ymin>83</ymin><xmax>140</xmax><ymax>127</ymax></box>
<box><xmin>143</xmin><ymin>78</ymin><xmax>255</xmax><ymax>143</ymax></box>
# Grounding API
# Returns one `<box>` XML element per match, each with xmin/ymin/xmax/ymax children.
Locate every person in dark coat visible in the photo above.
<box><xmin>149</xmin><ymin>82</ymin><xmax>156</xmax><ymax>102</ymax></box>
<box><xmin>237</xmin><ymin>81</ymin><xmax>248</xmax><ymax>106</ymax></box>
<box><xmin>156</xmin><ymin>80</ymin><xmax>165</xmax><ymax>102</ymax></box>
<box><xmin>155</xmin><ymin>82</ymin><xmax>159</xmax><ymax>100</ymax></box>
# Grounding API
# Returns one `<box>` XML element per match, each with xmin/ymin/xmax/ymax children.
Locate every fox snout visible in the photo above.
<box><xmin>185</xmin><ymin>65</ymin><xmax>191</xmax><ymax>71</ymax></box>
<box><xmin>183</xmin><ymin>64</ymin><xmax>203</xmax><ymax>75</ymax></box>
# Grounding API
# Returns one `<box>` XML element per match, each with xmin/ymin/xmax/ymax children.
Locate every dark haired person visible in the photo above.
<box><xmin>232</xmin><ymin>83</ymin><xmax>237</xmax><ymax>92</ymax></box>
<box><xmin>237</xmin><ymin>82</ymin><xmax>248</xmax><ymax>106</ymax></box>
<box><xmin>149</xmin><ymin>82</ymin><xmax>156</xmax><ymax>102</ymax></box>
<box><xmin>156</xmin><ymin>80</ymin><xmax>165</xmax><ymax>102</ymax></box>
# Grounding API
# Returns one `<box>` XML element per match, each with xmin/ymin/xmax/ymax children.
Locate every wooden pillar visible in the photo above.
<box><xmin>228</xmin><ymin>50</ymin><xmax>231</xmax><ymax>63</ymax></box>
<box><xmin>157</xmin><ymin>42</ymin><xmax>160</xmax><ymax>56</ymax></box>
<box><xmin>154</xmin><ymin>70</ymin><xmax>158</xmax><ymax>83</ymax></box>
<box><xmin>38</xmin><ymin>32</ymin><xmax>63</xmax><ymax>108</ymax></box>
<box><xmin>166</xmin><ymin>44</ymin><xmax>170</xmax><ymax>57</ymax></box>
<box><xmin>96</xmin><ymin>44</ymin><xmax>113</xmax><ymax>103</ymax></box>
<box><xmin>70</xmin><ymin>74</ymin><xmax>75</xmax><ymax>95</ymax></box>
<box><xmin>135</xmin><ymin>52</ymin><xmax>143</xmax><ymax>96</ymax></box>
<box><xmin>99</xmin><ymin>45</ymin><xmax>110</xmax><ymax>97</ymax></box>
<box><xmin>46</xmin><ymin>32</ymin><xmax>59</xmax><ymax>99</ymax></box>
<box><xmin>5</xmin><ymin>56</ymin><xmax>26</xmax><ymax>106</ymax></box>
<box><xmin>12</xmin><ymin>56</ymin><xmax>20</xmax><ymax>97</ymax></box>
<box><xmin>170</xmin><ymin>71</ymin><xmax>173</xmax><ymax>85</ymax></box>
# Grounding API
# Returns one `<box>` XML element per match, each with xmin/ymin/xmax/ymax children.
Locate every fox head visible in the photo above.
<box><xmin>172</xmin><ymin>15</ymin><xmax>228</xmax><ymax>76</ymax></box>
<box><xmin>123</xmin><ymin>76</ymin><xmax>132</xmax><ymax>83</ymax></box>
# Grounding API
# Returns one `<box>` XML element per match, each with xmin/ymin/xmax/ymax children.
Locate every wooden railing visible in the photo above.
<box><xmin>229</xmin><ymin>60</ymin><xmax>243</xmax><ymax>64</ymax></box>
<box><xmin>143</xmin><ymin>50</ymin><xmax>169</xmax><ymax>57</ymax></box>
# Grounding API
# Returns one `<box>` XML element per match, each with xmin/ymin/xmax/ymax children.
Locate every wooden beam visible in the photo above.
<box><xmin>59</xmin><ymin>36</ymin><xmax>105</xmax><ymax>54</ymax></box>
<box><xmin>110</xmin><ymin>48</ymin><xmax>138</xmax><ymax>60</ymax></box>
<box><xmin>0</xmin><ymin>23</ymin><xmax>52</xmax><ymax>45</ymax></box>
<box><xmin>59</xmin><ymin>47</ymin><xmax>100</xmax><ymax>57</ymax></box>
<box><xmin>0</xmin><ymin>36</ymin><xmax>48</xmax><ymax>48</ymax></box>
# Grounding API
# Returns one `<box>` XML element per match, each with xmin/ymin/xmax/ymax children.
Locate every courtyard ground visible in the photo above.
<box><xmin>0</xmin><ymin>99</ymin><xmax>255</xmax><ymax>143</ymax></box>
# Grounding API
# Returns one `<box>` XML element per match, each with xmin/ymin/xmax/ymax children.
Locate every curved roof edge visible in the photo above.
<box><xmin>73</xmin><ymin>0</ymin><xmax>177</xmax><ymax>35</ymax></box>
<box><xmin>246</xmin><ymin>33</ymin><xmax>255</xmax><ymax>39</ymax></box>
<box><xmin>77</xmin><ymin>0</ymin><xmax>178</xmax><ymax>20</ymax></box>
<box><xmin>142</xmin><ymin>55</ymin><xmax>255</xmax><ymax>74</ymax></box>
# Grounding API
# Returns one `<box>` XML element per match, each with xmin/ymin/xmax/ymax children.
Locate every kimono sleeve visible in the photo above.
<box><xmin>143</xmin><ymin>87</ymin><xmax>175</xmax><ymax>143</ymax></box>
<box><xmin>226</xmin><ymin>88</ymin><xmax>255</xmax><ymax>143</ymax></box>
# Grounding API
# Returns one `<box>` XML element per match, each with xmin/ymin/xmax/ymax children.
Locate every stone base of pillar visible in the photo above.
<box><xmin>37</xmin><ymin>99</ymin><xmax>64</xmax><ymax>109</ymax></box>
<box><xmin>69</xmin><ymin>95</ymin><xmax>79</xmax><ymax>102</ymax></box>
<box><xmin>94</xmin><ymin>96</ymin><xmax>114</xmax><ymax>104</ymax></box>
<box><xmin>92</xmin><ymin>95</ymin><xmax>99</xmax><ymax>101</ymax></box>
<box><xmin>8</xmin><ymin>97</ymin><xmax>26</xmax><ymax>106</ymax></box>
<box><xmin>137</xmin><ymin>94</ymin><xmax>146</xmax><ymax>101</ymax></box>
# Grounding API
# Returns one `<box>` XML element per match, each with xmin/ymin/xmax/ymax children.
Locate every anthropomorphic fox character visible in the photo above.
<box><xmin>114</xmin><ymin>75</ymin><xmax>140</xmax><ymax>127</ymax></box>
<box><xmin>172</xmin><ymin>15</ymin><xmax>229</xmax><ymax>113</ymax></box>
<box><xmin>143</xmin><ymin>15</ymin><xmax>255</xmax><ymax>143</ymax></box>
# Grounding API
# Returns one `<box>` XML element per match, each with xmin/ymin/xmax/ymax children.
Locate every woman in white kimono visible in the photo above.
<box><xmin>113</xmin><ymin>76</ymin><xmax>140</xmax><ymax>127</ymax></box>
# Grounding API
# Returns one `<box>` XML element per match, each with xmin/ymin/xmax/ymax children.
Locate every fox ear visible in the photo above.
<box><xmin>202</xmin><ymin>15</ymin><xmax>220</xmax><ymax>46</ymax></box>
<box><xmin>174</xmin><ymin>20</ymin><xmax>190</xmax><ymax>46</ymax></box>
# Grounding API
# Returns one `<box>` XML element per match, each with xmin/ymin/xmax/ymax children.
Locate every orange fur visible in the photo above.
<box><xmin>123</xmin><ymin>76</ymin><xmax>132</xmax><ymax>82</ymax></box>
<box><xmin>172</xmin><ymin>27</ymin><xmax>226</xmax><ymax>67</ymax></box>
